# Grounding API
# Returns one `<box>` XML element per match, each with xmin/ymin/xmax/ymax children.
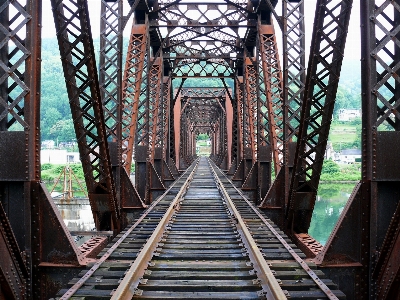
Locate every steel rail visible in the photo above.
<box><xmin>110</xmin><ymin>159</ymin><xmax>200</xmax><ymax>300</ymax></box>
<box><xmin>207</xmin><ymin>159</ymin><xmax>287</xmax><ymax>300</ymax></box>
<box><xmin>210</xmin><ymin>160</ymin><xmax>340</xmax><ymax>300</ymax></box>
<box><xmin>59</xmin><ymin>163</ymin><xmax>196</xmax><ymax>300</ymax></box>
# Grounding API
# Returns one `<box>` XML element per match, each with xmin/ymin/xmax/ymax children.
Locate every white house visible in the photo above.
<box><xmin>338</xmin><ymin>149</ymin><xmax>361</xmax><ymax>164</ymax></box>
<box><xmin>338</xmin><ymin>109</ymin><xmax>361</xmax><ymax>121</ymax></box>
<box><xmin>41</xmin><ymin>150</ymin><xmax>80</xmax><ymax>164</ymax></box>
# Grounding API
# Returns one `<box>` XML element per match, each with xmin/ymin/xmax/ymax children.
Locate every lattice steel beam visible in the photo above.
<box><xmin>99</xmin><ymin>0</ymin><xmax>122</xmax><ymax>144</ymax></box>
<box><xmin>121</xmin><ymin>23</ymin><xmax>148</xmax><ymax>173</ymax></box>
<box><xmin>259</xmin><ymin>0</ymin><xmax>305</xmax><ymax>220</ymax></box>
<box><xmin>287</xmin><ymin>0</ymin><xmax>352</xmax><ymax>233</ymax></box>
<box><xmin>51</xmin><ymin>0</ymin><xmax>120</xmax><ymax>231</ymax></box>
<box><xmin>149</xmin><ymin>56</ymin><xmax>163</xmax><ymax>162</ymax></box>
<box><xmin>244</xmin><ymin>56</ymin><xmax>257</xmax><ymax>161</ymax></box>
<box><xmin>258</xmin><ymin>23</ymin><xmax>282</xmax><ymax>174</ymax></box>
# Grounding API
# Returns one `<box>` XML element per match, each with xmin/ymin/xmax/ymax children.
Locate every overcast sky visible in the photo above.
<box><xmin>41</xmin><ymin>0</ymin><xmax>361</xmax><ymax>61</ymax></box>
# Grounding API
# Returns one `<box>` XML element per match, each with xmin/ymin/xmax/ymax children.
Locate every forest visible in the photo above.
<box><xmin>39</xmin><ymin>38</ymin><xmax>362</xmax><ymax>144</ymax></box>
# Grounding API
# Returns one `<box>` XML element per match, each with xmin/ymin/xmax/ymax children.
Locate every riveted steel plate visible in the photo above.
<box><xmin>0</xmin><ymin>132</ymin><xmax>26</xmax><ymax>181</ymax></box>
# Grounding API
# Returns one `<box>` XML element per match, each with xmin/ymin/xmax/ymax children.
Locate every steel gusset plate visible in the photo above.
<box><xmin>50</xmin><ymin>0</ymin><xmax>120</xmax><ymax>230</ymax></box>
<box><xmin>288</xmin><ymin>0</ymin><xmax>353</xmax><ymax>233</ymax></box>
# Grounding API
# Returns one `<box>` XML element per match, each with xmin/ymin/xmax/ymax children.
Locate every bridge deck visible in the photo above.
<box><xmin>57</xmin><ymin>158</ymin><xmax>346</xmax><ymax>300</ymax></box>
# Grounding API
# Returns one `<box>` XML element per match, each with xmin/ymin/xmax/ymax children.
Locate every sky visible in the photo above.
<box><xmin>41</xmin><ymin>0</ymin><xmax>361</xmax><ymax>61</ymax></box>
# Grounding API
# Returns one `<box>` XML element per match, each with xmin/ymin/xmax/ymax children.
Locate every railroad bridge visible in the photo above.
<box><xmin>0</xmin><ymin>0</ymin><xmax>399</xmax><ymax>299</ymax></box>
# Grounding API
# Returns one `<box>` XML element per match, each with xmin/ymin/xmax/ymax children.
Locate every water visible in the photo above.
<box><xmin>309</xmin><ymin>183</ymin><xmax>356</xmax><ymax>245</ymax></box>
<box><xmin>54</xmin><ymin>183</ymin><xmax>355</xmax><ymax>247</ymax></box>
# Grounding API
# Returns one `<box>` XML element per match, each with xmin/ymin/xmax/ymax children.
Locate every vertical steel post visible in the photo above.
<box><xmin>316</xmin><ymin>1</ymin><xmax>400</xmax><ymax>298</ymax></box>
<box><xmin>287</xmin><ymin>0</ymin><xmax>353</xmax><ymax>233</ymax></box>
<box><xmin>51</xmin><ymin>0</ymin><xmax>120</xmax><ymax>231</ymax></box>
<box><xmin>259</xmin><ymin>1</ymin><xmax>305</xmax><ymax>226</ymax></box>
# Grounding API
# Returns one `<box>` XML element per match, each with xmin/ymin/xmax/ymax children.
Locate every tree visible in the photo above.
<box><xmin>49</xmin><ymin>119</ymin><xmax>75</xmax><ymax>142</ymax></box>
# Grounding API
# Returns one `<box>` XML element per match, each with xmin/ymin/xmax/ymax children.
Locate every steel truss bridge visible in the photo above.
<box><xmin>0</xmin><ymin>0</ymin><xmax>399</xmax><ymax>299</ymax></box>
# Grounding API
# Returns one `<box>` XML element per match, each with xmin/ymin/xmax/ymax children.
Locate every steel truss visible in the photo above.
<box><xmin>51</xmin><ymin>0</ymin><xmax>120</xmax><ymax>231</ymax></box>
<box><xmin>314</xmin><ymin>1</ymin><xmax>400</xmax><ymax>298</ymax></box>
<box><xmin>259</xmin><ymin>0</ymin><xmax>306</xmax><ymax>228</ymax></box>
<box><xmin>99</xmin><ymin>0</ymin><xmax>146</xmax><ymax>222</ymax></box>
<box><xmin>287</xmin><ymin>0</ymin><xmax>353</xmax><ymax>234</ymax></box>
<box><xmin>1</xmin><ymin>0</ymin><xmax>400</xmax><ymax>298</ymax></box>
<box><xmin>0</xmin><ymin>1</ymin><xmax>89</xmax><ymax>298</ymax></box>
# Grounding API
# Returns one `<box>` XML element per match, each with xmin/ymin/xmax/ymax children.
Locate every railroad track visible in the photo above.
<box><xmin>57</xmin><ymin>157</ymin><xmax>346</xmax><ymax>299</ymax></box>
<box><xmin>57</xmin><ymin>160</ymin><xmax>199</xmax><ymax>299</ymax></box>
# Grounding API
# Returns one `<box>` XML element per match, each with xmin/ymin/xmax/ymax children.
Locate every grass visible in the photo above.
<box><xmin>329</xmin><ymin>123</ymin><xmax>358</xmax><ymax>146</ymax></box>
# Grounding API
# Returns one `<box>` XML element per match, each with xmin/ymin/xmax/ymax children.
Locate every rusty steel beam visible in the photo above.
<box><xmin>149</xmin><ymin>57</ymin><xmax>164</xmax><ymax>164</ymax></box>
<box><xmin>0</xmin><ymin>1</ymin><xmax>37</xmax><ymax>298</ymax></box>
<box><xmin>1</xmin><ymin>1</ymin><xmax>91</xmax><ymax>298</ymax></box>
<box><xmin>148</xmin><ymin>55</ymin><xmax>166</xmax><ymax>201</ymax></box>
<box><xmin>287</xmin><ymin>0</ymin><xmax>353</xmax><ymax>234</ymax></box>
<box><xmin>315</xmin><ymin>1</ymin><xmax>400</xmax><ymax>298</ymax></box>
<box><xmin>121</xmin><ymin>23</ymin><xmax>148</xmax><ymax>173</ymax></box>
<box><xmin>243</xmin><ymin>57</ymin><xmax>258</xmax><ymax>165</ymax></box>
<box><xmin>259</xmin><ymin>0</ymin><xmax>305</xmax><ymax>226</ymax></box>
<box><xmin>258</xmin><ymin>23</ymin><xmax>283</xmax><ymax>175</ymax></box>
<box><xmin>100</xmin><ymin>1</ymin><xmax>146</xmax><ymax>214</ymax></box>
<box><xmin>373</xmin><ymin>200</ymin><xmax>400</xmax><ymax>299</ymax></box>
<box><xmin>99</xmin><ymin>0</ymin><xmax>122</xmax><ymax>146</ymax></box>
<box><xmin>161</xmin><ymin>76</ymin><xmax>177</xmax><ymax>185</ymax></box>
<box><xmin>0</xmin><ymin>201</ymin><xmax>26</xmax><ymax>299</ymax></box>
<box><xmin>51</xmin><ymin>0</ymin><xmax>120</xmax><ymax>231</ymax></box>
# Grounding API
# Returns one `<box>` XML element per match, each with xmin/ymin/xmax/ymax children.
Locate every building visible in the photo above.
<box><xmin>338</xmin><ymin>108</ymin><xmax>361</xmax><ymax>121</ymax></box>
<box><xmin>337</xmin><ymin>149</ymin><xmax>361</xmax><ymax>164</ymax></box>
<box><xmin>41</xmin><ymin>149</ymin><xmax>81</xmax><ymax>164</ymax></box>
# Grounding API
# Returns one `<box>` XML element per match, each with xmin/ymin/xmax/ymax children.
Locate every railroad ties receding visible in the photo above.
<box><xmin>58</xmin><ymin>157</ymin><xmax>346</xmax><ymax>300</ymax></box>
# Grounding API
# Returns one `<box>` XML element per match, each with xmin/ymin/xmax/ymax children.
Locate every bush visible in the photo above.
<box><xmin>41</xmin><ymin>163</ymin><xmax>53</xmax><ymax>171</ymax></box>
<box><xmin>322</xmin><ymin>160</ymin><xmax>340</xmax><ymax>175</ymax></box>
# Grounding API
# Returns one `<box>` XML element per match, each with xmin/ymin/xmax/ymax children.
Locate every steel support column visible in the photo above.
<box><xmin>233</xmin><ymin>58</ymin><xmax>257</xmax><ymax>193</ymax></box>
<box><xmin>51</xmin><ymin>0</ymin><xmax>120</xmax><ymax>231</ymax></box>
<box><xmin>148</xmin><ymin>56</ymin><xmax>166</xmax><ymax>201</ymax></box>
<box><xmin>287</xmin><ymin>0</ymin><xmax>353</xmax><ymax>234</ymax></box>
<box><xmin>99</xmin><ymin>0</ymin><xmax>145</xmax><ymax>223</ymax></box>
<box><xmin>230</xmin><ymin>76</ymin><xmax>244</xmax><ymax>176</ymax></box>
<box><xmin>259</xmin><ymin>0</ymin><xmax>306</xmax><ymax>227</ymax></box>
<box><xmin>1</xmin><ymin>1</ymin><xmax>87</xmax><ymax>298</ymax></box>
<box><xmin>315</xmin><ymin>1</ymin><xmax>400</xmax><ymax>298</ymax></box>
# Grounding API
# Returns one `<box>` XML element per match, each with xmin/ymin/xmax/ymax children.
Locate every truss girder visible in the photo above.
<box><xmin>283</xmin><ymin>0</ymin><xmax>306</xmax><ymax>143</ymax></box>
<box><xmin>51</xmin><ymin>0</ymin><xmax>120</xmax><ymax>231</ymax></box>
<box><xmin>162</xmin><ymin>77</ymin><xmax>172</xmax><ymax>159</ymax></box>
<box><xmin>149</xmin><ymin>56</ymin><xmax>164</xmax><ymax>161</ymax></box>
<box><xmin>99</xmin><ymin>0</ymin><xmax>123</xmax><ymax>144</ymax></box>
<box><xmin>287</xmin><ymin>0</ymin><xmax>353</xmax><ymax>233</ymax></box>
<box><xmin>243</xmin><ymin>57</ymin><xmax>257</xmax><ymax>160</ymax></box>
<box><xmin>258</xmin><ymin>24</ymin><xmax>283</xmax><ymax>173</ymax></box>
<box><xmin>121</xmin><ymin>23</ymin><xmax>148</xmax><ymax>172</ymax></box>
